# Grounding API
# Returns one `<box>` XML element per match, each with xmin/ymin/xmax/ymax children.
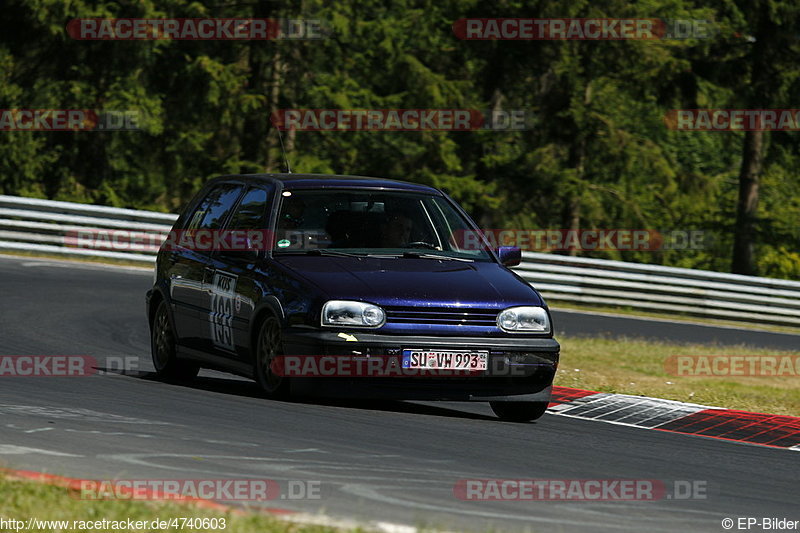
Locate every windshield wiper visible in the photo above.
<box><xmin>277</xmin><ymin>250</ymin><xmax>474</xmax><ymax>261</ymax></box>
<box><xmin>400</xmin><ymin>251</ymin><xmax>474</xmax><ymax>262</ymax></box>
<box><xmin>274</xmin><ymin>249</ymin><xmax>365</xmax><ymax>258</ymax></box>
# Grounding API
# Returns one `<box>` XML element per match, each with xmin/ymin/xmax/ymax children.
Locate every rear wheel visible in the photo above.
<box><xmin>151</xmin><ymin>301</ymin><xmax>199</xmax><ymax>381</ymax></box>
<box><xmin>254</xmin><ymin>315</ymin><xmax>290</xmax><ymax>398</ymax></box>
<box><xmin>490</xmin><ymin>401</ymin><xmax>548</xmax><ymax>422</ymax></box>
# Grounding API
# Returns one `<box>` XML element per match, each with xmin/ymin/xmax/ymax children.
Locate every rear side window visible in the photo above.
<box><xmin>227</xmin><ymin>186</ymin><xmax>272</xmax><ymax>230</ymax></box>
<box><xmin>185</xmin><ymin>184</ymin><xmax>244</xmax><ymax>231</ymax></box>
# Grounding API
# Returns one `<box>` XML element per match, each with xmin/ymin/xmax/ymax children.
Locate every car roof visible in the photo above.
<box><xmin>212</xmin><ymin>173</ymin><xmax>441</xmax><ymax>194</ymax></box>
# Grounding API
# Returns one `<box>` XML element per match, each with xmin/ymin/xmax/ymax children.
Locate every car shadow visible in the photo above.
<box><xmin>96</xmin><ymin>366</ymin><xmax>503</xmax><ymax>422</ymax></box>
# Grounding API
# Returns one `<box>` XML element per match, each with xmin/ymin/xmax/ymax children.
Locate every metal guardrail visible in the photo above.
<box><xmin>516</xmin><ymin>252</ymin><xmax>800</xmax><ymax>326</ymax></box>
<box><xmin>1</xmin><ymin>195</ymin><xmax>799</xmax><ymax>327</ymax></box>
<box><xmin>0</xmin><ymin>195</ymin><xmax>175</xmax><ymax>264</ymax></box>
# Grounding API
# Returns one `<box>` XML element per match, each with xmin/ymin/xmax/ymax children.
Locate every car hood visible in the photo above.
<box><xmin>273</xmin><ymin>255</ymin><xmax>543</xmax><ymax>308</ymax></box>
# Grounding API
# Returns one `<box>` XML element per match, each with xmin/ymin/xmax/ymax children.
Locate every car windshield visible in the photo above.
<box><xmin>272</xmin><ymin>189</ymin><xmax>492</xmax><ymax>261</ymax></box>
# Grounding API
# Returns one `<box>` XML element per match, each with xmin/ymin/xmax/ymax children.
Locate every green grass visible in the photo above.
<box><xmin>555</xmin><ymin>336</ymin><xmax>800</xmax><ymax>416</ymax></box>
<box><xmin>0</xmin><ymin>474</ymin><xmax>349</xmax><ymax>533</ymax></box>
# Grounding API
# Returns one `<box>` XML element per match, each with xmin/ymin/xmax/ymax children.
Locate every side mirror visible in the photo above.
<box><xmin>497</xmin><ymin>246</ymin><xmax>521</xmax><ymax>267</ymax></box>
<box><xmin>242</xmin><ymin>235</ymin><xmax>263</xmax><ymax>261</ymax></box>
<box><xmin>242</xmin><ymin>247</ymin><xmax>261</xmax><ymax>262</ymax></box>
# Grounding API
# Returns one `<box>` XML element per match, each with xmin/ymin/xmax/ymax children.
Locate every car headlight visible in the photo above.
<box><xmin>321</xmin><ymin>300</ymin><xmax>386</xmax><ymax>328</ymax></box>
<box><xmin>497</xmin><ymin>306</ymin><xmax>550</xmax><ymax>333</ymax></box>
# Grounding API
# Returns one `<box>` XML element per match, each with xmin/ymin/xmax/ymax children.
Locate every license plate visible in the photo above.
<box><xmin>401</xmin><ymin>350</ymin><xmax>488</xmax><ymax>370</ymax></box>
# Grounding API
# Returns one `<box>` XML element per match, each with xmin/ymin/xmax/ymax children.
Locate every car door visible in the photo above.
<box><xmin>168</xmin><ymin>182</ymin><xmax>244</xmax><ymax>352</ymax></box>
<box><xmin>204</xmin><ymin>184</ymin><xmax>275</xmax><ymax>360</ymax></box>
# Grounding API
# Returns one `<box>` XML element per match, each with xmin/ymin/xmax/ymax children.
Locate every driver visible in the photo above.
<box><xmin>381</xmin><ymin>211</ymin><xmax>413</xmax><ymax>248</ymax></box>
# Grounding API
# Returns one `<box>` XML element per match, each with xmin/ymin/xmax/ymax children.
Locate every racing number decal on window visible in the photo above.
<box><xmin>209</xmin><ymin>271</ymin><xmax>237</xmax><ymax>351</ymax></box>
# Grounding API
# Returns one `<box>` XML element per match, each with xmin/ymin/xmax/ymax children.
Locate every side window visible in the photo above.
<box><xmin>227</xmin><ymin>187</ymin><xmax>271</xmax><ymax>230</ymax></box>
<box><xmin>185</xmin><ymin>184</ymin><xmax>244</xmax><ymax>231</ymax></box>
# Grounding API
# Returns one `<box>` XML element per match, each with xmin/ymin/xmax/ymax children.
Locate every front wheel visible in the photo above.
<box><xmin>151</xmin><ymin>301</ymin><xmax>199</xmax><ymax>381</ymax></box>
<box><xmin>490</xmin><ymin>401</ymin><xmax>548</xmax><ymax>422</ymax></box>
<box><xmin>254</xmin><ymin>315</ymin><xmax>290</xmax><ymax>398</ymax></box>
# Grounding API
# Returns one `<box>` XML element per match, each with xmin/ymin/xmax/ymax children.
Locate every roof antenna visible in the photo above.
<box><xmin>275</xmin><ymin>126</ymin><xmax>292</xmax><ymax>174</ymax></box>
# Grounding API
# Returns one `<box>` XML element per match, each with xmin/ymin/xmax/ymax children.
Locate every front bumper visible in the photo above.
<box><xmin>283</xmin><ymin>328</ymin><xmax>559</xmax><ymax>401</ymax></box>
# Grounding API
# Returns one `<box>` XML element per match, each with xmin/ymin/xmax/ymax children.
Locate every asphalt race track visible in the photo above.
<box><xmin>552</xmin><ymin>309</ymin><xmax>800</xmax><ymax>351</ymax></box>
<box><xmin>0</xmin><ymin>254</ymin><xmax>797</xmax><ymax>532</ymax></box>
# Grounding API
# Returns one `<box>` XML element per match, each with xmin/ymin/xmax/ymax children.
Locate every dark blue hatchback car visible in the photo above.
<box><xmin>146</xmin><ymin>174</ymin><xmax>559</xmax><ymax>421</ymax></box>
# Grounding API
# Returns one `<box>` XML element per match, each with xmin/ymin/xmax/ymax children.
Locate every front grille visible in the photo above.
<box><xmin>385</xmin><ymin>306</ymin><xmax>498</xmax><ymax>326</ymax></box>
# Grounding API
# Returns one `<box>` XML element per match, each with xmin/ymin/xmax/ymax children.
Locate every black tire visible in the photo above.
<box><xmin>151</xmin><ymin>300</ymin><xmax>199</xmax><ymax>381</ymax></box>
<box><xmin>490</xmin><ymin>401</ymin><xmax>548</xmax><ymax>422</ymax></box>
<box><xmin>254</xmin><ymin>315</ymin><xmax>290</xmax><ymax>398</ymax></box>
